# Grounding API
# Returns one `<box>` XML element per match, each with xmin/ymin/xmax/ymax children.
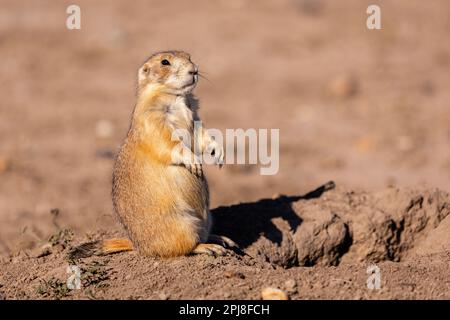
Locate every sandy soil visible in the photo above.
<box><xmin>0</xmin><ymin>0</ymin><xmax>450</xmax><ymax>299</ymax></box>
<box><xmin>1</xmin><ymin>185</ymin><xmax>449</xmax><ymax>299</ymax></box>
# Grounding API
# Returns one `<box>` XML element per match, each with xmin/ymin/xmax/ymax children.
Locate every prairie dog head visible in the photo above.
<box><xmin>138</xmin><ymin>51</ymin><xmax>198</xmax><ymax>95</ymax></box>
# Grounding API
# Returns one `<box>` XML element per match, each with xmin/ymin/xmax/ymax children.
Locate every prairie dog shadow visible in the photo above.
<box><xmin>211</xmin><ymin>181</ymin><xmax>335</xmax><ymax>249</ymax></box>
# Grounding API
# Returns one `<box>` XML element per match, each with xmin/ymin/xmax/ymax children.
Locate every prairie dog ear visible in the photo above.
<box><xmin>138</xmin><ymin>64</ymin><xmax>150</xmax><ymax>82</ymax></box>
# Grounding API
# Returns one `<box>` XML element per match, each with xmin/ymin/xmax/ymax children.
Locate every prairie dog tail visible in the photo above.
<box><xmin>68</xmin><ymin>238</ymin><xmax>133</xmax><ymax>259</ymax></box>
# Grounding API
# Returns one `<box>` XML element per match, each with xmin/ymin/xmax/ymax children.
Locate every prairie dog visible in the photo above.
<box><xmin>71</xmin><ymin>51</ymin><xmax>235</xmax><ymax>258</ymax></box>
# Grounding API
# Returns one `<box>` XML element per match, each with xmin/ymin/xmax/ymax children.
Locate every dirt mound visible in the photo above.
<box><xmin>212</xmin><ymin>183</ymin><xmax>450</xmax><ymax>267</ymax></box>
<box><xmin>1</xmin><ymin>185</ymin><xmax>449</xmax><ymax>300</ymax></box>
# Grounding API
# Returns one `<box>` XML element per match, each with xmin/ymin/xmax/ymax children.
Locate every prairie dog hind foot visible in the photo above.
<box><xmin>192</xmin><ymin>243</ymin><xmax>227</xmax><ymax>257</ymax></box>
<box><xmin>192</xmin><ymin>234</ymin><xmax>240</xmax><ymax>257</ymax></box>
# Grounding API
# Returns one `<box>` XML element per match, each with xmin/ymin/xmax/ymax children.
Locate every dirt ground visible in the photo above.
<box><xmin>1</xmin><ymin>185</ymin><xmax>449</xmax><ymax>300</ymax></box>
<box><xmin>0</xmin><ymin>0</ymin><xmax>450</xmax><ymax>299</ymax></box>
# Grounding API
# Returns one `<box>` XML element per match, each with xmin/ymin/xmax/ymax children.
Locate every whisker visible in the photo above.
<box><xmin>197</xmin><ymin>65</ymin><xmax>210</xmax><ymax>76</ymax></box>
<box><xmin>198</xmin><ymin>72</ymin><xmax>212</xmax><ymax>84</ymax></box>
<box><xmin>198</xmin><ymin>70</ymin><xmax>210</xmax><ymax>75</ymax></box>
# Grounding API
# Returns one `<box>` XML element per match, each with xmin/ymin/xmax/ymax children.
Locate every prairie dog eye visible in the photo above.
<box><xmin>161</xmin><ymin>59</ymin><xmax>171</xmax><ymax>66</ymax></box>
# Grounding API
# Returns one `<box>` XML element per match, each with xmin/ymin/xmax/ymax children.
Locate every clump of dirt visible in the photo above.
<box><xmin>1</xmin><ymin>186</ymin><xmax>449</xmax><ymax>300</ymax></box>
<box><xmin>294</xmin><ymin>205</ymin><xmax>350</xmax><ymax>266</ymax></box>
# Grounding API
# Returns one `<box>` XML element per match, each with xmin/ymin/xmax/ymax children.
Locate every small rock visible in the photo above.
<box><xmin>158</xmin><ymin>292</ymin><xmax>169</xmax><ymax>300</ymax></box>
<box><xmin>328</xmin><ymin>74</ymin><xmax>358</xmax><ymax>99</ymax></box>
<box><xmin>355</xmin><ymin>137</ymin><xmax>375</xmax><ymax>153</ymax></box>
<box><xmin>261</xmin><ymin>287</ymin><xmax>289</xmax><ymax>300</ymax></box>
<box><xmin>95</xmin><ymin>120</ymin><xmax>114</xmax><ymax>138</ymax></box>
<box><xmin>0</xmin><ymin>156</ymin><xmax>11</xmax><ymax>173</ymax></box>
<box><xmin>284</xmin><ymin>279</ymin><xmax>297</xmax><ymax>293</ymax></box>
<box><xmin>223</xmin><ymin>292</ymin><xmax>231</xmax><ymax>298</ymax></box>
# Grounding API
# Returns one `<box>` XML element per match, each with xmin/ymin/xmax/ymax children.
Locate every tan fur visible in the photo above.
<box><xmin>102</xmin><ymin>238</ymin><xmax>134</xmax><ymax>254</ymax></box>
<box><xmin>110</xmin><ymin>51</ymin><xmax>224</xmax><ymax>257</ymax></box>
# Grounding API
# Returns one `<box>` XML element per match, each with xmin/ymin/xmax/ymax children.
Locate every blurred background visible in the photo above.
<box><xmin>1</xmin><ymin>0</ymin><xmax>449</xmax><ymax>255</ymax></box>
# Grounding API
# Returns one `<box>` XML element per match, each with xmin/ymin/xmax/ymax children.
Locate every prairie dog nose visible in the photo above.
<box><xmin>189</xmin><ymin>66</ymin><xmax>198</xmax><ymax>75</ymax></box>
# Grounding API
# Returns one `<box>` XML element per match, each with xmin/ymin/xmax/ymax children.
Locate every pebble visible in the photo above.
<box><xmin>284</xmin><ymin>279</ymin><xmax>297</xmax><ymax>293</ymax></box>
<box><xmin>328</xmin><ymin>74</ymin><xmax>358</xmax><ymax>99</ymax></box>
<box><xmin>95</xmin><ymin>120</ymin><xmax>114</xmax><ymax>138</ymax></box>
<box><xmin>261</xmin><ymin>287</ymin><xmax>289</xmax><ymax>300</ymax></box>
<box><xmin>0</xmin><ymin>156</ymin><xmax>11</xmax><ymax>173</ymax></box>
<box><xmin>158</xmin><ymin>292</ymin><xmax>169</xmax><ymax>300</ymax></box>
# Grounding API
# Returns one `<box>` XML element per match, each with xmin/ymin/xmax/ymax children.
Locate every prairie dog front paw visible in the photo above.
<box><xmin>205</xmin><ymin>140</ymin><xmax>224</xmax><ymax>167</ymax></box>
<box><xmin>172</xmin><ymin>147</ymin><xmax>203</xmax><ymax>177</ymax></box>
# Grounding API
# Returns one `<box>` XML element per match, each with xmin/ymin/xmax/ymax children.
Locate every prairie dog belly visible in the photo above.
<box><xmin>163</xmin><ymin>164</ymin><xmax>209</xmax><ymax>218</ymax></box>
<box><xmin>113</xmin><ymin>156</ymin><xmax>211</xmax><ymax>255</ymax></box>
